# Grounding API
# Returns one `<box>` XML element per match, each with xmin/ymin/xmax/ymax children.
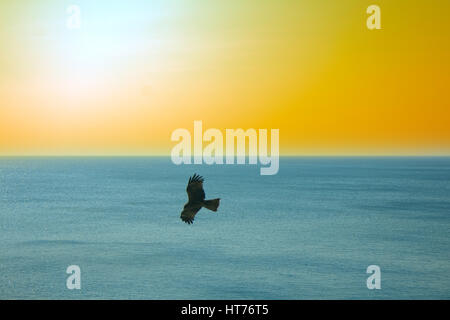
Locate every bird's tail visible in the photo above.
<box><xmin>202</xmin><ymin>198</ymin><xmax>220</xmax><ymax>212</ymax></box>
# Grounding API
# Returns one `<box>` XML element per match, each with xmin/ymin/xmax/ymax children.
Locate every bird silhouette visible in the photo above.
<box><xmin>180</xmin><ymin>174</ymin><xmax>220</xmax><ymax>224</ymax></box>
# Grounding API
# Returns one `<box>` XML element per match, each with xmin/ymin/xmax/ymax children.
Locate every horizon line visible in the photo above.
<box><xmin>1</xmin><ymin>154</ymin><xmax>450</xmax><ymax>158</ymax></box>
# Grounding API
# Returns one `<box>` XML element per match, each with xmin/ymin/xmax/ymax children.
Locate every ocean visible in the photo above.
<box><xmin>0</xmin><ymin>157</ymin><xmax>449</xmax><ymax>299</ymax></box>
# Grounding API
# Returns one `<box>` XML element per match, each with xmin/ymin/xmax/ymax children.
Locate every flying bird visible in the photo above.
<box><xmin>180</xmin><ymin>174</ymin><xmax>220</xmax><ymax>224</ymax></box>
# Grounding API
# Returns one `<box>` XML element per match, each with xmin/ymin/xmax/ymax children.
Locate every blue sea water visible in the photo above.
<box><xmin>0</xmin><ymin>157</ymin><xmax>449</xmax><ymax>299</ymax></box>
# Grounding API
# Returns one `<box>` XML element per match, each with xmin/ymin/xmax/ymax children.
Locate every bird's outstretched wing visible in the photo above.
<box><xmin>180</xmin><ymin>205</ymin><xmax>202</xmax><ymax>224</ymax></box>
<box><xmin>186</xmin><ymin>173</ymin><xmax>205</xmax><ymax>202</ymax></box>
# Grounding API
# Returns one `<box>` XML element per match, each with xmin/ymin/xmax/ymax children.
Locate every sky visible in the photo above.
<box><xmin>0</xmin><ymin>0</ymin><xmax>449</xmax><ymax>156</ymax></box>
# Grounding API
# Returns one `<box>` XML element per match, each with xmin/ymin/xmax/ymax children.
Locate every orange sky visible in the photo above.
<box><xmin>0</xmin><ymin>0</ymin><xmax>449</xmax><ymax>155</ymax></box>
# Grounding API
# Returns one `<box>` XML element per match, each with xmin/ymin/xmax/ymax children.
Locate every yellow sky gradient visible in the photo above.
<box><xmin>0</xmin><ymin>0</ymin><xmax>449</xmax><ymax>155</ymax></box>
